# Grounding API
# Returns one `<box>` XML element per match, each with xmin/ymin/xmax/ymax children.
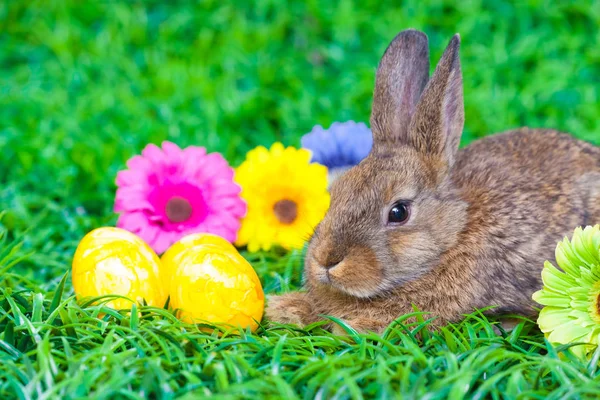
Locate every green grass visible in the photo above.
<box><xmin>1</xmin><ymin>0</ymin><xmax>600</xmax><ymax>398</ymax></box>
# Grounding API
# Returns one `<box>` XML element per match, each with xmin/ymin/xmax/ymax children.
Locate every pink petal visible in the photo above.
<box><xmin>209</xmin><ymin>168</ymin><xmax>235</xmax><ymax>182</ymax></box>
<box><xmin>117</xmin><ymin>211</ymin><xmax>149</xmax><ymax>232</ymax></box>
<box><xmin>184</xmin><ymin>220</ymin><xmax>218</xmax><ymax>235</ymax></box>
<box><xmin>210</xmin><ymin>212</ymin><xmax>242</xmax><ymax>231</ymax></box>
<box><xmin>161</xmin><ymin>141</ymin><xmax>183</xmax><ymax>157</ymax></box>
<box><xmin>116</xmin><ymin>169</ymin><xmax>150</xmax><ymax>187</ymax></box>
<box><xmin>210</xmin><ymin>178</ymin><xmax>240</xmax><ymax>193</ymax></box>
<box><xmin>126</xmin><ymin>155</ymin><xmax>153</xmax><ymax>172</ymax></box>
<box><xmin>203</xmin><ymin>188</ymin><xmax>244</xmax><ymax>211</ymax></box>
<box><xmin>193</xmin><ymin>153</ymin><xmax>230</xmax><ymax>182</ymax></box>
<box><xmin>138</xmin><ymin>224</ymin><xmax>162</xmax><ymax>251</ymax></box>
<box><xmin>142</xmin><ymin>143</ymin><xmax>165</xmax><ymax>166</ymax></box>
<box><xmin>114</xmin><ymin>186</ymin><xmax>152</xmax><ymax>208</ymax></box>
<box><xmin>151</xmin><ymin>230</ymin><xmax>177</xmax><ymax>254</ymax></box>
<box><xmin>228</xmin><ymin>203</ymin><xmax>247</xmax><ymax>218</ymax></box>
<box><xmin>204</xmin><ymin>153</ymin><xmax>229</xmax><ymax>169</ymax></box>
<box><xmin>182</xmin><ymin>146</ymin><xmax>207</xmax><ymax>160</ymax></box>
<box><xmin>208</xmin><ymin>184</ymin><xmax>243</xmax><ymax>198</ymax></box>
<box><xmin>114</xmin><ymin>196</ymin><xmax>154</xmax><ymax>212</ymax></box>
<box><xmin>160</xmin><ymin>142</ymin><xmax>185</xmax><ymax>178</ymax></box>
<box><xmin>216</xmin><ymin>197</ymin><xmax>243</xmax><ymax>208</ymax></box>
<box><xmin>180</xmin><ymin>151</ymin><xmax>207</xmax><ymax>181</ymax></box>
<box><xmin>115</xmin><ymin>186</ymin><xmax>146</xmax><ymax>197</ymax></box>
<box><xmin>216</xmin><ymin>197</ymin><xmax>247</xmax><ymax>216</ymax></box>
<box><xmin>197</xmin><ymin>213</ymin><xmax>241</xmax><ymax>240</ymax></box>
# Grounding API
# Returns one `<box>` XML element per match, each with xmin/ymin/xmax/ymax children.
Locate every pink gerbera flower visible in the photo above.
<box><xmin>114</xmin><ymin>141</ymin><xmax>246</xmax><ymax>254</ymax></box>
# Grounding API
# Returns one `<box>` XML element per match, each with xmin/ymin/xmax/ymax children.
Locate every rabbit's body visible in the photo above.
<box><xmin>266</xmin><ymin>30</ymin><xmax>600</xmax><ymax>333</ymax></box>
<box><xmin>454</xmin><ymin>129</ymin><xmax>600</xmax><ymax>312</ymax></box>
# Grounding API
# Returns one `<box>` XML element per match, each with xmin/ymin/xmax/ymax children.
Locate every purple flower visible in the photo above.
<box><xmin>301</xmin><ymin>121</ymin><xmax>373</xmax><ymax>170</ymax></box>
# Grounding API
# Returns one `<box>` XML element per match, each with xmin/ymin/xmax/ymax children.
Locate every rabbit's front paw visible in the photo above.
<box><xmin>265</xmin><ymin>292</ymin><xmax>316</xmax><ymax>326</ymax></box>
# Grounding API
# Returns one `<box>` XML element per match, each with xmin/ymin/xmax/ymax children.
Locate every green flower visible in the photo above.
<box><xmin>532</xmin><ymin>225</ymin><xmax>600</xmax><ymax>359</ymax></box>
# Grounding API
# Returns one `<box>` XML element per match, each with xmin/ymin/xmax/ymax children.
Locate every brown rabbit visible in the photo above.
<box><xmin>265</xmin><ymin>29</ymin><xmax>600</xmax><ymax>333</ymax></box>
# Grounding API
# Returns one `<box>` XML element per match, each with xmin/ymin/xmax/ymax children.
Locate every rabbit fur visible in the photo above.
<box><xmin>266</xmin><ymin>29</ymin><xmax>600</xmax><ymax>333</ymax></box>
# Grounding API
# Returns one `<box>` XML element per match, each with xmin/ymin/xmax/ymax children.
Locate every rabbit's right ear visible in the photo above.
<box><xmin>408</xmin><ymin>34</ymin><xmax>464</xmax><ymax>170</ymax></box>
<box><xmin>370</xmin><ymin>29</ymin><xmax>430</xmax><ymax>147</ymax></box>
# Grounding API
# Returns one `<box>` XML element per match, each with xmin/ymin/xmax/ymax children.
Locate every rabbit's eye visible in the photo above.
<box><xmin>388</xmin><ymin>201</ymin><xmax>410</xmax><ymax>225</ymax></box>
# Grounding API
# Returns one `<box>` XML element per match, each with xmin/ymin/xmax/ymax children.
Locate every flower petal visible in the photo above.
<box><xmin>547</xmin><ymin>321</ymin><xmax>592</xmax><ymax>344</ymax></box>
<box><xmin>126</xmin><ymin>155</ymin><xmax>153</xmax><ymax>173</ymax></box>
<box><xmin>532</xmin><ymin>289</ymin><xmax>570</xmax><ymax>307</ymax></box>
<box><xmin>114</xmin><ymin>187</ymin><xmax>154</xmax><ymax>212</ymax></box>
<box><xmin>541</xmin><ymin>261</ymin><xmax>576</xmax><ymax>293</ymax></box>
<box><xmin>151</xmin><ymin>230</ymin><xmax>177</xmax><ymax>255</ymax></box>
<box><xmin>300</xmin><ymin>121</ymin><xmax>372</xmax><ymax>169</ymax></box>
<box><xmin>116</xmin><ymin>169</ymin><xmax>149</xmax><ymax>187</ymax></box>
<box><xmin>537</xmin><ymin>307</ymin><xmax>572</xmax><ymax>333</ymax></box>
<box><xmin>117</xmin><ymin>211</ymin><xmax>149</xmax><ymax>232</ymax></box>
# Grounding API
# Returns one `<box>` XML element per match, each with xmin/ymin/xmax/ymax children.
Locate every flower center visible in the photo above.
<box><xmin>165</xmin><ymin>196</ymin><xmax>193</xmax><ymax>223</ymax></box>
<box><xmin>273</xmin><ymin>199</ymin><xmax>298</xmax><ymax>225</ymax></box>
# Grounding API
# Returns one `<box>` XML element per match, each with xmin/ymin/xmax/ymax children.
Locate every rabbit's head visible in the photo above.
<box><xmin>305</xmin><ymin>30</ymin><xmax>469</xmax><ymax>298</ymax></box>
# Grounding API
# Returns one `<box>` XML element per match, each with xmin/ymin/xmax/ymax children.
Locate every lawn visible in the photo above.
<box><xmin>1</xmin><ymin>1</ymin><xmax>600</xmax><ymax>398</ymax></box>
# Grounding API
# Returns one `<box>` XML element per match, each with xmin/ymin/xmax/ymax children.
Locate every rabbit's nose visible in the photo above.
<box><xmin>321</xmin><ymin>254</ymin><xmax>344</xmax><ymax>270</ymax></box>
<box><xmin>313</xmin><ymin>246</ymin><xmax>344</xmax><ymax>270</ymax></box>
<box><xmin>322</xmin><ymin>260</ymin><xmax>340</xmax><ymax>270</ymax></box>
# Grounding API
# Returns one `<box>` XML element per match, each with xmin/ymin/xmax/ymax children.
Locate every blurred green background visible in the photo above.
<box><xmin>0</xmin><ymin>1</ymin><xmax>599</xmax><ymax>282</ymax></box>
<box><xmin>1</xmin><ymin>2</ymin><xmax>600</xmax><ymax>398</ymax></box>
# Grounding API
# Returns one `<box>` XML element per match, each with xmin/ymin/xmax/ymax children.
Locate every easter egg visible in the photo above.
<box><xmin>162</xmin><ymin>234</ymin><xmax>264</xmax><ymax>331</ymax></box>
<box><xmin>72</xmin><ymin>227</ymin><xmax>167</xmax><ymax>310</ymax></box>
<box><xmin>161</xmin><ymin>233</ymin><xmax>235</xmax><ymax>276</ymax></box>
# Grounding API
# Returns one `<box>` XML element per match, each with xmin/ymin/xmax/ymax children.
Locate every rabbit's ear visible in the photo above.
<box><xmin>370</xmin><ymin>29</ymin><xmax>430</xmax><ymax>146</ymax></box>
<box><xmin>408</xmin><ymin>34</ymin><xmax>464</xmax><ymax>169</ymax></box>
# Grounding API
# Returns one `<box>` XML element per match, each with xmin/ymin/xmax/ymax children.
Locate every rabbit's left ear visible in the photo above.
<box><xmin>370</xmin><ymin>29</ymin><xmax>430</xmax><ymax>147</ymax></box>
<box><xmin>409</xmin><ymin>34</ymin><xmax>464</xmax><ymax>169</ymax></box>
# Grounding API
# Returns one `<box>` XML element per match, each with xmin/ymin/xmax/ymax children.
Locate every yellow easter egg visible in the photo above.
<box><xmin>161</xmin><ymin>233</ymin><xmax>235</xmax><ymax>277</ymax></box>
<box><xmin>72</xmin><ymin>227</ymin><xmax>167</xmax><ymax>310</ymax></box>
<box><xmin>165</xmin><ymin>239</ymin><xmax>264</xmax><ymax>331</ymax></box>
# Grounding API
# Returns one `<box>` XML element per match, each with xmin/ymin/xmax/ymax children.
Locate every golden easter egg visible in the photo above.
<box><xmin>162</xmin><ymin>234</ymin><xmax>264</xmax><ymax>331</ymax></box>
<box><xmin>72</xmin><ymin>227</ymin><xmax>167</xmax><ymax>310</ymax></box>
<box><xmin>161</xmin><ymin>233</ymin><xmax>236</xmax><ymax>276</ymax></box>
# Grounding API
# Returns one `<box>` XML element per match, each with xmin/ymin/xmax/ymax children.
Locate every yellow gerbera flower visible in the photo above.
<box><xmin>234</xmin><ymin>142</ymin><xmax>330</xmax><ymax>252</ymax></box>
<box><xmin>532</xmin><ymin>225</ymin><xmax>600</xmax><ymax>359</ymax></box>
